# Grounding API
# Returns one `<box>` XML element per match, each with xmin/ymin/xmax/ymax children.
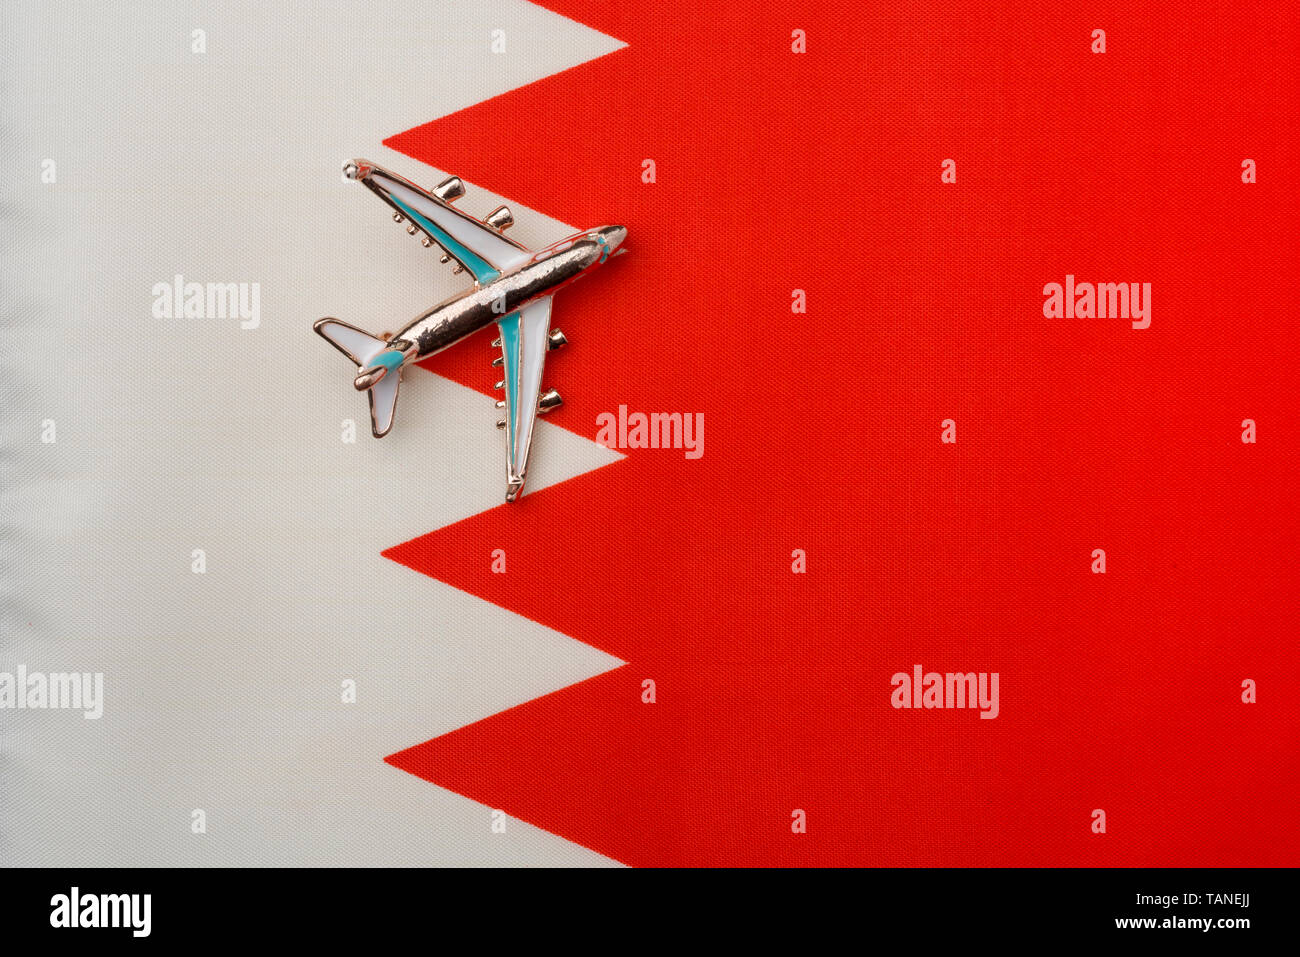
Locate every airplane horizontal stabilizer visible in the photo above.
<box><xmin>368</xmin><ymin>367</ymin><xmax>402</xmax><ymax>438</ymax></box>
<box><xmin>314</xmin><ymin>317</ymin><xmax>387</xmax><ymax>366</ymax></box>
<box><xmin>314</xmin><ymin>317</ymin><xmax>404</xmax><ymax>437</ymax></box>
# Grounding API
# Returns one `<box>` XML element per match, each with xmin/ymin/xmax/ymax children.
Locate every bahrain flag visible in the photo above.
<box><xmin>380</xmin><ymin>1</ymin><xmax>1300</xmax><ymax>866</ymax></box>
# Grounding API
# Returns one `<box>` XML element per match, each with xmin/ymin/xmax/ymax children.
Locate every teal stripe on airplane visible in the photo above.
<box><xmin>497</xmin><ymin>311</ymin><xmax>522</xmax><ymax>455</ymax></box>
<box><xmin>389</xmin><ymin>195</ymin><xmax>501</xmax><ymax>285</ymax></box>
<box><xmin>371</xmin><ymin>350</ymin><xmax>405</xmax><ymax>372</ymax></box>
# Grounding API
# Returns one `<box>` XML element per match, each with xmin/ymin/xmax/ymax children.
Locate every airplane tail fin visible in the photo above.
<box><xmin>314</xmin><ymin>317</ymin><xmax>403</xmax><ymax>438</ymax></box>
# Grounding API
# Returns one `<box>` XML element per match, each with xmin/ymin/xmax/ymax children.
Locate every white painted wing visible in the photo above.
<box><xmin>497</xmin><ymin>296</ymin><xmax>553</xmax><ymax>500</ymax></box>
<box><xmin>360</xmin><ymin>164</ymin><xmax>533</xmax><ymax>283</ymax></box>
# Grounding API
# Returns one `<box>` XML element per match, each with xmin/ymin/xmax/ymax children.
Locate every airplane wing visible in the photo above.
<box><xmin>496</xmin><ymin>296</ymin><xmax>554</xmax><ymax>501</ymax></box>
<box><xmin>347</xmin><ymin>160</ymin><xmax>532</xmax><ymax>285</ymax></box>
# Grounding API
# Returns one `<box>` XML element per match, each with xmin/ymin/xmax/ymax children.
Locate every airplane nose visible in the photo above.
<box><xmin>604</xmin><ymin>225</ymin><xmax>627</xmax><ymax>253</ymax></box>
<box><xmin>342</xmin><ymin>159</ymin><xmax>373</xmax><ymax>182</ymax></box>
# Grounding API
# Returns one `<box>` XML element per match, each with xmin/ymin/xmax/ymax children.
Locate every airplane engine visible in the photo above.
<box><xmin>485</xmin><ymin>205</ymin><xmax>514</xmax><ymax>230</ymax></box>
<box><xmin>433</xmin><ymin>176</ymin><xmax>465</xmax><ymax>201</ymax></box>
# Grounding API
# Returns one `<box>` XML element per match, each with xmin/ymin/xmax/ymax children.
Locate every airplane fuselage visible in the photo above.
<box><xmin>389</xmin><ymin>230</ymin><xmax>616</xmax><ymax>361</ymax></box>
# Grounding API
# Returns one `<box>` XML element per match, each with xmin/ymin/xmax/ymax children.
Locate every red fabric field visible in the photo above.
<box><xmin>381</xmin><ymin>1</ymin><xmax>1299</xmax><ymax>866</ymax></box>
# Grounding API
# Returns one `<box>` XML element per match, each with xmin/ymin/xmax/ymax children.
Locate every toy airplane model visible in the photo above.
<box><xmin>315</xmin><ymin>159</ymin><xmax>626</xmax><ymax>502</ymax></box>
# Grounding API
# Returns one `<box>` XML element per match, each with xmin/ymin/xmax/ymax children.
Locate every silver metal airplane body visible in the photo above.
<box><xmin>315</xmin><ymin>160</ymin><xmax>626</xmax><ymax>501</ymax></box>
